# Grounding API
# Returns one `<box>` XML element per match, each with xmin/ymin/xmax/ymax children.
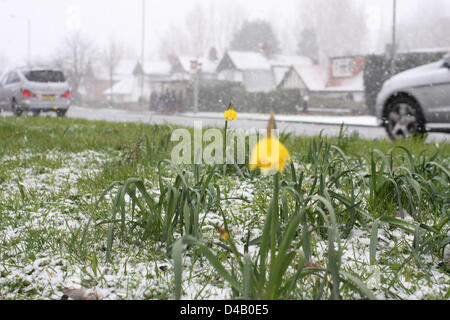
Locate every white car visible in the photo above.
<box><xmin>0</xmin><ymin>67</ymin><xmax>72</xmax><ymax>117</ymax></box>
<box><xmin>376</xmin><ymin>54</ymin><xmax>450</xmax><ymax>139</ymax></box>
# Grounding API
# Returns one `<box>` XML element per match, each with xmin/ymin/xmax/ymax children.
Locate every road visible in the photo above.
<box><xmin>66</xmin><ymin>106</ymin><xmax>450</xmax><ymax>142</ymax></box>
<box><xmin>1</xmin><ymin>106</ymin><xmax>449</xmax><ymax>142</ymax></box>
<box><xmin>66</xmin><ymin>106</ymin><xmax>385</xmax><ymax>139</ymax></box>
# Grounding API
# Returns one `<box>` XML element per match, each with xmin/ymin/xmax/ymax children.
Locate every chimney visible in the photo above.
<box><xmin>168</xmin><ymin>53</ymin><xmax>178</xmax><ymax>66</ymax></box>
<box><xmin>209</xmin><ymin>47</ymin><xmax>218</xmax><ymax>61</ymax></box>
<box><xmin>260</xmin><ymin>42</ymin><xmax>273</xmax><ymax>59</ymax></box>
<box><xmin>133</xmin><ymin>61</ymin><xmax>144</xmax><ymax>76</ymax></box>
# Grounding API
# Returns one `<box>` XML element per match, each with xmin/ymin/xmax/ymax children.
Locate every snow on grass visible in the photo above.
<box><xmin>0</xmin><ymin>147</ymin><xmax>448</xmax><ymax>300</ymax></box>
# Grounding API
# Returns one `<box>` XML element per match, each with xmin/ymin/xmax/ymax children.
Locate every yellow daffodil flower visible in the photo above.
<box><xmin>224</xmin><ymin>103</ymin><xmax>238</xmax><ymax>121</ymax></box>
<box><xmin>249</xmin><ymin>114</ymin><xmax>291</xmax><ymax>175</ymax></box>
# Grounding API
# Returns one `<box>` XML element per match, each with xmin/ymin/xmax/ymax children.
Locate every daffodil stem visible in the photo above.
<box><xmin>270</xmin><ymin>172</ymin><xmax>280</xmax><ymax>271</ymax></box>
<box><xmin>223</xmin><ymin>120</ymin><xmax>228</xmax><ymax>174</ymax></box>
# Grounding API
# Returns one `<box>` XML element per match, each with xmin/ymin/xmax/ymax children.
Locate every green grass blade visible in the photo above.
<box><xmin>340</xmin><ymin>271</ymin><xmax>377</xmax><ymax>300</ymax></box>
<box><xmin>172</xmin><ymin>238</ymin><xmax>184</xmax><ymax>300</ymax></box>
<box><xmin>370</xmin><ymin>219</ymin><xmax>380</xmax><ymax>265</ymax></box>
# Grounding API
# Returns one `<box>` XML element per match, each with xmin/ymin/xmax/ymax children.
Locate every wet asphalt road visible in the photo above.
<box><xmin>65</xmin><ymin>106</ymin><xmax>449</xmax><ymax>142</ymax></box>
<box><xmin>1</xmin><ymin>106</ymin><xmax>448</xmax><ymax>142</ymax></box>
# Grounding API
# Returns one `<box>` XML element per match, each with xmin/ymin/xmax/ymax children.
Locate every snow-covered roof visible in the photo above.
<box><xmin>220</xmin><ymin>51</ymin><xmax>313</xmax><ymax>73</ymax></box>
<box><xmin>272</xmin><ymin>66</ymin><xmax>291</xmax><ymax>87</ymax></box>
<box><xmin>326</xmin><ymin>72</ymin><xmax>364</xmax><ymax>92</ymax></box>
<box><xmin>175</xmin><ymin>56</ymin><xmax>219</xmax><ymax>74</ymax></box>
<box><xmin>292</xmin><ymin>65</ymin><xmax>365</xmax><ymax>92</ymax></box>
<box><xmin>95</xmin><ymin>59</ymin><xmax>173</xmax><ymax>81</ymax></box>
<box><xmin>104</xmin><ymin>75</ymin><xmax>136</xmax><ymax>95</ymax></box>
<box><xmin>226</xmin><ymin>51</ymin><xmax>272</xmax><ymax>71</ymax></box>
<box><xmin>200</xmin><ymin>59</ymin><xmax>219</xmax><ymax>74</ymax></box>
<box><xmin>175</xmin><ymin>56</ymin><xmax>195</xmax><ymax>73</ymax></box>
<box><xmin>293</xmin><ymin>65</ymin><xmax>328</xmax><ymax>91</ymax></box>
<box><xmin>269</xmin><ymin>55</ymin><xmax>313</xmax><ymax>67</ymax></box>
<box><xmin>143</xmin><ymin>61</ymin><xmax>172</xmax><ymax>76</ymax></box>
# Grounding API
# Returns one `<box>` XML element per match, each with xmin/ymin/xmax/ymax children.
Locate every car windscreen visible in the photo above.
<box><xmin>24</xmin><ymin>70</ymin><xmax>66</xmax><ymax>83</ymax></box>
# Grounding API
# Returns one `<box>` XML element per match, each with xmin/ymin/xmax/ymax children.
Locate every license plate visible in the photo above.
<box><xmin>52</xmin><ymin>106</ymin><xmax>59</xmax><ymax>110</ymax></box>
<box><xmin>42</xmin><ymin>95</ymin><xmax>56</xmax><ymax>101</ymax></box>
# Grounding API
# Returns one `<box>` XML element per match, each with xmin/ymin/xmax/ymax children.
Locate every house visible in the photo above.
<box><xmin>326</xmin><ymin>55</ymin><xmax>366</xmax><ymax>100</ymax></box>
<box><xmin>269</xmin><ymin>55</ymin><xmax>313</xmax><ymax>87</ymax></box>
<box><xmin>171</xmin><ymin>56</ymin><xmax>219</xmax><ymax>81</ymax></box>
<box><xmin>279</xmin><ymin>55</ymin><xmax>367</xmax><ymax>107</ymax></box>
<box><xmin>104</xmin><ymin>60</ymin><xmax>172</xmax><ymax>104</ymax></box>
<box><xmin>216</xmin><ymin>51</ymin><xmax>313</xmax><ymax>93</ymax></box>
<box><xmin>216</xmin><ymin>51</ymin><xmax>276</xmax><ymax>93</ymax></box>
<box><xmin>82</xmin><ymin>59</ymin><xmax>140</xmax><ymax>103</ymax></box>
<box><xmin>143</xmin><ymin>60</ymin><xmax>173</xmax><ymax>98</ymax></box>
<box><xmin>102</xmin><ymin>75</ymin><xmax>141</xmax><ymax>104</ymax></box>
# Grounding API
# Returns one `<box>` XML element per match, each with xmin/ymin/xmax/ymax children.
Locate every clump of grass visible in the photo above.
<box><xmin>81</xmin><ymin>163</ymin><xmax>222</xmax><ymax>261</ymax></box>
<box><xmin>172</xmin><ymin>172</ymin><xmax>377</xmax><ymax>300</ymax></box>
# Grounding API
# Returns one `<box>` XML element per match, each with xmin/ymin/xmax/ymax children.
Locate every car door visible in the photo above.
<box><xmin>415</xmin><ymin>61</ymin><xmax>450</xmax><ymax>123</ymax></box>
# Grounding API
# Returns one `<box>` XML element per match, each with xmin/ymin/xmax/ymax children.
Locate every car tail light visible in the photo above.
<box><xmin>21</xmin><ymin>88</ymin><xmax>37</xmax><ymax>98</ymax></box>
<box><xmin>61</xmin><ymin>91</ymin><xmax>72</xmax><ymax>98</ymax></box>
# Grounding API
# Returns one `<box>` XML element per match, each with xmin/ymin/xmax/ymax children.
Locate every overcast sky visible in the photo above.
<box><xmin>0</xmin><ymin>0</ymin><xmax>449</xmax><ymax>67</ymax></box>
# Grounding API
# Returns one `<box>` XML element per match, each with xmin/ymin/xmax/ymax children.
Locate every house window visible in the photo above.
<box><xmin>332</xmin><ymin>59</ymin><xmax>353</xmax><ymax>78</ymax></box>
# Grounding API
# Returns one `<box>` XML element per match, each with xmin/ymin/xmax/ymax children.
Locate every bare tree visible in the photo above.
<box><xmin>54</xmin><ymin>32</ymin><xmax>97</xmax><ymax>102</ymax></box>
<box><xmin>158</xmin><ymin>0</ymin><xmax>245</xmax><ymax>59</ymax></box>
<box><xmin>230</xmin><ymin>19</ymin><xmax>281</xmax><ymax>54</ymax></box>
<box><xmin>158</xmin><ymin>23</ymin><xmax>191</xmax><ymax>58</ymax></box>
<box><xmin>185</xmin><ymin>2</ymin><xmax>208</xmax><ymax>56</ymax></box>
<box><xmin>297</xmin><ymin>0</ymin><xmax>368</xmax><ymax>62</ymax></box>
<box><xmin>102</xmin><ymin>38</ymin><xmax>124</xmax><ymax>104</ymax></box>
<box><xmin>398</xmin><ymin>0</ymin><xmax>450</xmax><ymax>51</ymax></box>
<box><xmin>297</xmin><ymin>28</ymin><xmax>319</xmax><ymax>61</ymax></box>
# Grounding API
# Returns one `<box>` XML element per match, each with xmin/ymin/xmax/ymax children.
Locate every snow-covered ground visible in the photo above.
<box><xmin>65</xmin><ymin>106</ymin><xmax>449</xmax><ymax>142</ymax></box>
<box><xmin>0</xmin><ymin>148</ymin><xmax>448</xmax><ymax>300</ymax></box>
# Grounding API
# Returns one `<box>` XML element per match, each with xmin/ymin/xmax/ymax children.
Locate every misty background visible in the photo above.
<box><xmin>0</xmin><ymin>0</ymin><xmax>449</xmax><ymax>71</ymax></box>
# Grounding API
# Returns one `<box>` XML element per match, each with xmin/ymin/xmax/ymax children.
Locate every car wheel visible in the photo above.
<box><xmin>12</xmin><ymin>101</ymin><xmax>23</xmax><ymax>117</ymax></box>
<box><xmin>32</xmin><ymin>110</ymin><xmax>41</xmax><ymax>117</ymax></box>
<box><xmin>56</xmin><ymin>109</ymin><xmax>67</xmax><ymax>118</ymax></box>
<box><xmin>385</xmin><ymin>97</ymin><xmax>426</xmax><ymax>140</ymax></box>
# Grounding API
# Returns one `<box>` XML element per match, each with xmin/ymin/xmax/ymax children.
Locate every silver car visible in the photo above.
<box><xmin>0</xmin><ymin>67</ymin><xmax>72</xmax><ymax>117</ymax></box>
<box><xmin>376</xmin><ymin>54</ymin><xmax>450</xmax><ymax>139</ymax></box>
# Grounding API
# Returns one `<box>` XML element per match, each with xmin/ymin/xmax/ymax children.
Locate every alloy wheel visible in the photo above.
<box><xmin>387</xmin><ymin>103</ymin><xmax>421</xmax><ymax>139</ymax></box>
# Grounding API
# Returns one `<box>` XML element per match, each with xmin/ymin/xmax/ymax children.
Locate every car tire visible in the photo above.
<box><xmin>12</xmin><ymin>100</ymin><xmax>23</xmax><ymax>117</ymax></box>
<box><xmin>32</xmin><ymin>110</ymin><xmax>41</xmax><ymax>117</ymax></box>
<box><xmin>384</xmin><ymin>96</ymin><xmax>426</xmax><ymax>140</ymax></box>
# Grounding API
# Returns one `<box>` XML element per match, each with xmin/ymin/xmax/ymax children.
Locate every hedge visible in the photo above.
<box><xmin>187</xmin><ymin>81</ymin><xmax>303</xmax><ymax>114</ymax></box>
